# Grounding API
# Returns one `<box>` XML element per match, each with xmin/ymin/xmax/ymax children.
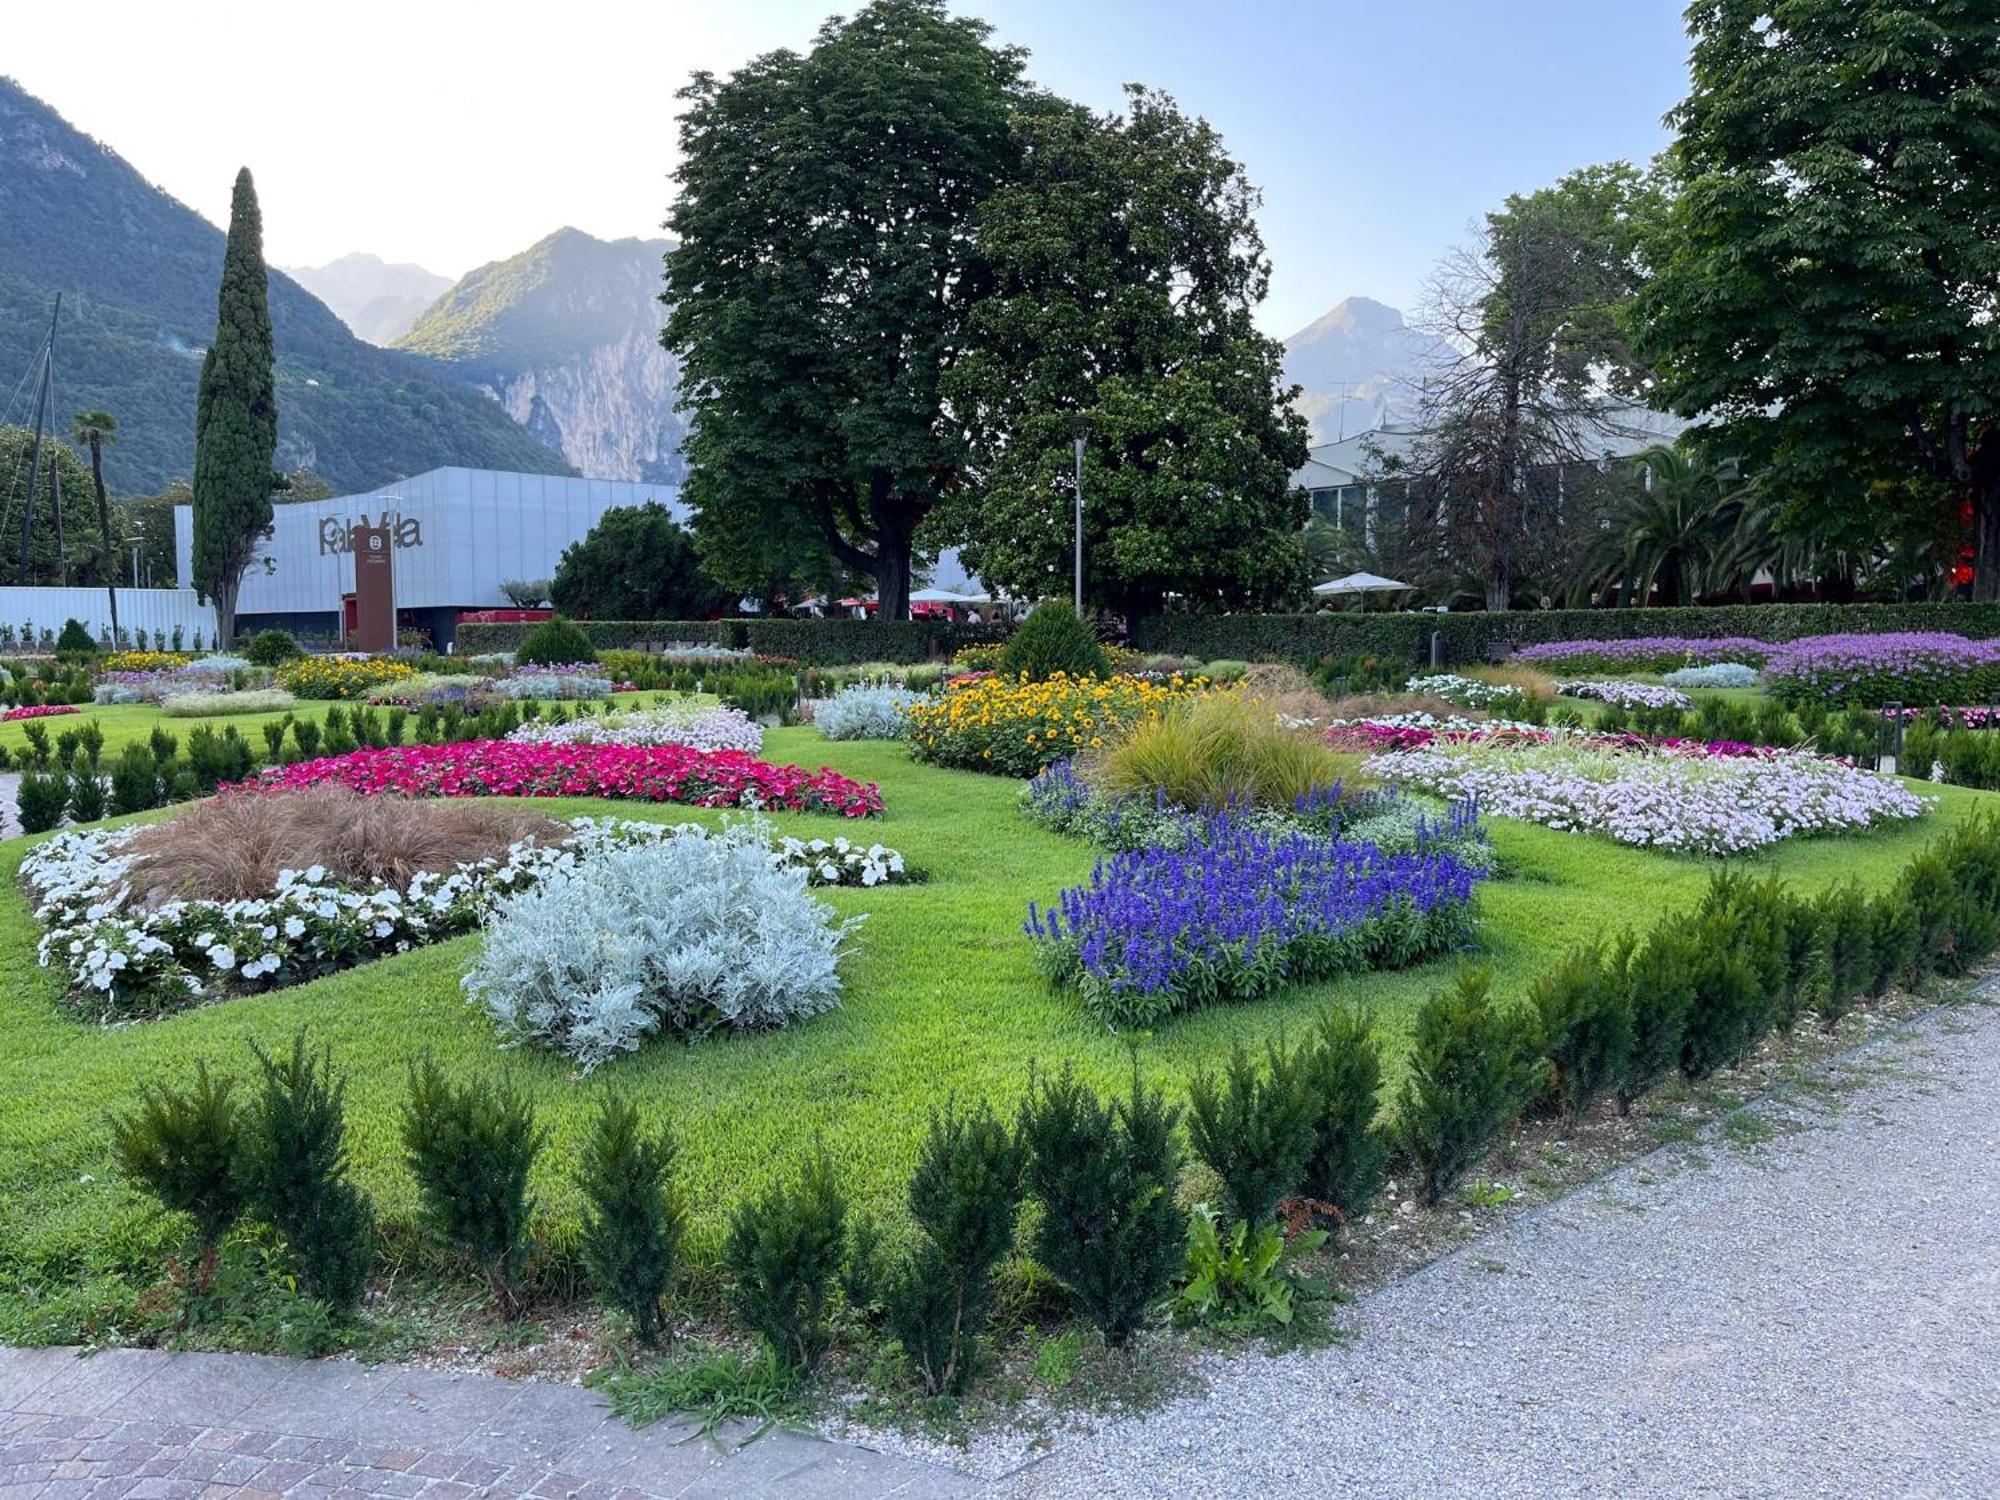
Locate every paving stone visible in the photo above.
<box><xmin>0</xmin><ymin>1347</ymin><xmax>79</xmax><ymax>1409</ymax></box>
<box><xmin>459</xmin><ymin>1384</ymin><xmax>608</xmax><ymax>1473</ymax></box>
<box><xmin>348</xmin><ymin>1373</ymin><xmax>510</xmax><ymax>1451</ymax></box>
<box><xmin>20</xmin><ymin>1354</ymin><xmax>165</xmax><ymax>1420</ymax></box>
<box><xmin>117</xmin><ymin>1356</ymin><xmax>293</xmax><ymax>1432</ymax></box>
<box><xmin>232</xmin><ymin>1364</ymin><xmax>402</xmax><ymax>1442</ymax></box>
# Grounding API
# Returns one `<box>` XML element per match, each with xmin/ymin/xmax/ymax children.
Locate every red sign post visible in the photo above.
<box><xmin>351</xmin><ymin>524</ymin><xmax>396</xmax><ymax>653</ymax></box>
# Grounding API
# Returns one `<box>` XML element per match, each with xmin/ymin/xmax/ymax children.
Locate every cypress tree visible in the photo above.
<box><xmin>192</xmin><ymin>167</ymin><xmax>278</xmax><ymax>648</ymax></box>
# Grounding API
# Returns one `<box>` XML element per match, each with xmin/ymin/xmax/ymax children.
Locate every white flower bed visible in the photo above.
<box><xmin>812</xmin><ymin>683</ymin><xmax>928</xmax><ymax>740</ymax></box>
<box><xmin>1404</xmin><ymin>673</ymin><xmax>1529</xmax><ymax>709</ymax></box>
<box><xmin>506</xmin><ymin>701</ymin><xmax>765</xmax><ymax>753</ymax></box>
<box><xmin>1365</xmin><ymin>738</ymin><xmax>1930</xmax><ymax>855</ymax></box>
<box><xmin>23</xmin><ymin>814</ymin><xmax>907</xmax><ymax>1019</ymax></box>
<box><xmin>1664</xmin><ymin>662</ymin><xmax>1760</xmax><ymax>690</ymax></box>
<box><xmin>1556</xmin><ymin>680</ymin><xmax>1692</xmax><ymax>711</ymax></box>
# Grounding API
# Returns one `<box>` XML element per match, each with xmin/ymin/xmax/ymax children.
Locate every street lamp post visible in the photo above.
<box><xmin>1073</xmin><ymin>436</ymin><xmax>1084</xmax><ymax>616</ymax></box>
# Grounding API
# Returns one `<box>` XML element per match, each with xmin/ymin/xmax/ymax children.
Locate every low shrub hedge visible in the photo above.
<box><xmin>455</xmin><ymin>617</ymin><xmax>1006</xmax><ymax>665</ymax></box>
<box><xmin>1130</xmin><ymin>601</ymin><xmax>2000</xmax><ymax>669</ymax></box>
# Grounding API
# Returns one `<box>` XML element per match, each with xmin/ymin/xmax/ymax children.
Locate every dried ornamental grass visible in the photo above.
<box><xmin>122</xmin><ymin>785</ymin><xmax>568</xmax><ymax>903</ymax></box>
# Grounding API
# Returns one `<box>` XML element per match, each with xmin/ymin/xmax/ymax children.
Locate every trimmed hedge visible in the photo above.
<box><xmin>456</xmin><ymin>618</ymin><xmax>1004</xmax><ymax>665</ymax></box>
<box><xmin>1130</xmin><ymin>601</ymin><xmax>2000</xmax><ymax>668</ymax></box>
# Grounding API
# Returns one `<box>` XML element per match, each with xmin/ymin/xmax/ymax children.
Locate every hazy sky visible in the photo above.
<box><xmin>10</xmin><ymin>0</ymin><xmax>1692</xmax><ymax>336</ymax></box>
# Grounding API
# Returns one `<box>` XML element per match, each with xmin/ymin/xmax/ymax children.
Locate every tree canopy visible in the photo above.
<box><xmin>191</xmin><ymin>167</ymin><xmax>278</xmax><ymax>645</ymax></box>
<box><xmin>0</xmin><ymin>425</ymin><xmax>113</xmax><ymax>587</ymax></box>
<box><xmin>550</xmin><ymin>502</ymin><xmax>733</xmax><ymax>620</ymax></box>
<box><xmin>1634</xmin><ymin>0</ymin><xmax>2000</xmax><ymax>595</ymax></box>
<box><xmin>664</xmin><ymin>0</ymin><xmax>1026</xmax><ymax>620</ymax></box>
<box><xmin>943</xmin><ymin>89</ymin><xmax>1309</xmax><ymax>618</ymax></box>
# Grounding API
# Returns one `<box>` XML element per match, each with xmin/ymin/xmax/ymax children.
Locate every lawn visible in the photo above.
<box><xmin>0</xmin><ymin>723</ymin><xmax>1990</xmax><ymax>1339</ymax></box>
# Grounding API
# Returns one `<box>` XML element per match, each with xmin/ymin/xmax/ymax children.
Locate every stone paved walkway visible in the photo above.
<box><xmin>0</xmin><ymin>1349</ymin><xmax>975</xmax><ymax>1500</ymax></box>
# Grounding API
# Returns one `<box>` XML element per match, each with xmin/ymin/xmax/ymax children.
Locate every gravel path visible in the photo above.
<box><xmin>1000</xmin><ymin>995</ymin><xmax>2000</xmax><ymax>1500</ymax></box>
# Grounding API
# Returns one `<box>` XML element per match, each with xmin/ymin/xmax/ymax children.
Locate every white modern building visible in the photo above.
<box><xmin>173</xmin><ymin>467</ymin><xmax>687</xmax><ymax>646</ymax></box>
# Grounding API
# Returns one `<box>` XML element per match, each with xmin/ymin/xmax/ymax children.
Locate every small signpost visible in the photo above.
<box><xmin>351</xmin><ymin>524</ymin><xmax>396</xmax><ymax>653</ymax></box>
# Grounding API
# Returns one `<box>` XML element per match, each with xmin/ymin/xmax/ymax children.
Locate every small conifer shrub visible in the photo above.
<box><xmin>109</xmin><ymin>1060</ymin><xmax>245</xmax><ymax>1295</ymax></box>
<box><xmin>1186</xmin><ymin>1038</ymin><xmax>1318</xmax><ymax>1226</ymax></box>
<box><xmin>998</xmin><ymin>600</ymin><xmax>1108</xmax><ymax>681</ymax></box>
<box><xmin>578</xmin><ymin>1097</ymin><xmax>684</xmax><ymax>1344</ymax></box>
<box><xmin>1298</xmin><ymin>1008</ymin><xmax>1389</xmax><ymax>1228</ymax></box>
<box><xmin>1531</xmin><ymin>943</ymin><xmax>1634</xmax><ymax>1116</ymax></box>
<box><xmin>723</xmin><ymin>1146</ymin><xmax>848</xmax><ymax>1376</ymax></box>
<box><xmin>400</xmin><ymin>1059</ymin><xmax>547</xmax><ymax>1317</ymax></box>
<box><xmin>517</xmin><ymin>614</ymin><xmax>600</xmax><ymax>667</ymax></box>
<box><xmin>1618</xmin><ymin>928</ymin><xmax>1695</xmax><ymax>1114</ymax></box>
<box><xmin>1396</xmin><ymin>968</ymin><xmax>1544</xmax><ymax>1204</ymax></box>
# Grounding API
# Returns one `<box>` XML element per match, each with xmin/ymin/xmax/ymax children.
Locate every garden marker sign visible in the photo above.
<box><xmin>351</xmin><ymin>524</ymin><xmax>396</xmax><ymax>652</ymax></box>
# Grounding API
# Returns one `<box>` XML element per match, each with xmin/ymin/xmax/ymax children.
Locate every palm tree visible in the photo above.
<box><xmin>1591</xmin><ymin>444</ymin><xmax>1738</xmax><ymax>606</ymax></box>
<box><xmin>71</xmin><ymin>411</ymin><xmax>119</xmax><ymax>642</ymax></box>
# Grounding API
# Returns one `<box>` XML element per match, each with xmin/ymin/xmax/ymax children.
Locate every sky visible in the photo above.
<box><xmin>7</xmin><ymin>0</ymin><xmax>1693</xmax><ymax>337</ymax></box>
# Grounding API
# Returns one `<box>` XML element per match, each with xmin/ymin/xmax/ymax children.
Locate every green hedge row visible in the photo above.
<box><xmin>456</xmin><ymin>618</ymin><xmax>1006</xmax><ymax>665</ymax></box>
<box><xmin>1130</xmin><ymin>601</ymin><xmax>2000</xmax><ymax>667</ymax></box>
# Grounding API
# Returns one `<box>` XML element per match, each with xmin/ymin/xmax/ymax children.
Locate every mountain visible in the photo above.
<box><xmin>0</xmin><ymin>77</ymin><xmax>571</xmax><ymax>495</ymax></box>
<box><xmin>1282</xmin><ymin>296</ymin><xmax>1453</xmax><ymax>442</ymax></box>
<box><xmin>282</xmin><ymin>252</ymin><xmax>452</xmax><ymax>345</ymax></box>
<box><xmin>397</xmin><ymin>228</ymin><xmax>685</xmax><ymax>484</ymax></box>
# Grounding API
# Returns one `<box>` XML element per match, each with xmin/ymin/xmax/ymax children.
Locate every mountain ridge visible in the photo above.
<box><xmin>282</xmin><ymin>252</ymin><xmax>452</xmax><ymax>345</ymax></box>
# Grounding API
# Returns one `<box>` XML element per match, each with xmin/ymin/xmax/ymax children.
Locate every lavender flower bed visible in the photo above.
<box><xmin>1514</xmin><ymin>637</ymin><xmax>1773</xmax><ymax>673</ymax></box>
<box><xmin>1557</xmin><ymin>680</ymin><xmax>1692</xmax><ymax>711</ymax></box>
<box><xmin>1366</xmin><ymin>738</ymin><xmax>1930</xmax><ymax>854</ymax></box>
<box><xmin>1025</xmin><ymin>814</ymin><xmax>1484</xmax><ymax>1026</ymax></box>
<box><xmin>1762</xmin><ymin>632</ymin><xmax>2000</xmax><ymax>708</ymax></box>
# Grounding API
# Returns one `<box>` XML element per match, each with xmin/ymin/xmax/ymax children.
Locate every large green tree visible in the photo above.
<box><xmin>550</xmin><ymin>502</ymin><xmax>734</xmax><ymax>620</ymax></box>
<box><xmin>945</xmin><ymin>90</ymin><xmax>1309</xmax><ymax>617</ymax></box>
<box><xmin>663</xmin><ymin>0</ymin><xmax>1025</xmax><ymax>620</ymax></box>
<box><xmin>192</xmin><ymin>167</ymin><xmax>278</xmax><ymax>645</ymax></box>
<box><xmin>0</xmin><ymin>425</ymin><xmax>109</xmax><ymax>588</ymax></box>
<box><xmin>1634</xmin><ymin>1</ymin><xmax>2000</xmax><ymax>595</ymax></box>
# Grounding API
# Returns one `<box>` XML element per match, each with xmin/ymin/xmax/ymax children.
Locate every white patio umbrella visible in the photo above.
<box><xmin>909</xmin><ymin>587</ymin><xmax>982</xmax><ymax>604</ymax></box>
<box><xmin>1312</xmin><ymin>570</ymin><xmax>1416</xmax><ymax>596</ymax></box>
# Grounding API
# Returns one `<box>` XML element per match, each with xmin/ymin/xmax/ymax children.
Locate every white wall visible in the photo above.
<box><xmin>0</xmin><ymin>586</ymin><xmax>213</xmax><ymax>645</ymax></box>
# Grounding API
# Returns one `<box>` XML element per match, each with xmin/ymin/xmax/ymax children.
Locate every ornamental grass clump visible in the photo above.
<box><xmin>1017</xmin><ymin>1061</ymin><xmax>1186</xmax><ymax>1347</ymax></box>
<box><xmin>463</xmin><ymin>824</ymin><xmax>858</xmax><ymax>1068</ymax></box>
<box><xmin>159</xmin><ymin>688</ymin><xmax>297</xmax><ymax>717</ymax></box>
<box><xmin>1026</xmin><ymin>814</ymin><xmax>1484</xmax><ymax>1027</ymax></box>
<box><xmin>1091</xmin><ymin>692</ymin><xmax>1353</xmax><ymax>813</ymax></box>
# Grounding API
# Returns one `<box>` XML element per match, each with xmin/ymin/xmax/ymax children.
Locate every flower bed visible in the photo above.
<box><xmin>1025</xmin><ymin>814</ymin><xmax>1484</xmax><ymax>1026</ymax></box>
<box><xmin>506</xmin><ymin>701</ymin><xmax>764</xmax><ymax>753</ymax></box>
<box><xmin>233</xmin><ymin>739</ymin><xmax>884</xmax><ymax>816</ymax></box>
<box><xmin>23</xmin><ymin>813</ymin><xmax>910</xmax><ymax>1020</ymax></box>
<box><xmin>1557</xmin><ymin>680</ymin><xmax>1692</xmax><ymax>711</ymax></box>
<box><xmin>1514</xmin><ymin>636</ymin><xmax>1773</xmax><ymax>673</ymax></box>
<box><xmin>1762</xmin><ymin>632</ymin><xmax>2000</xmax><ymax>708</ymax></box>
<box><xmin>496</xmin><ymin>665</ymin><xmax>614</xmax><ymax>701</ymax></box>
<box><xmin>1</xmin><ymin>703</ymin><xmax>79</xmax><ymax>721</ymax></box>
<box><xmin>99</xmin><ymin>650</ymin><xmax>193</xmax><ymax>673</ymax></box>
<box><xmin>1663</xmin><ymin>662</ymin><xmax>1760</xmax><ymax>690</ymax></box>
<box><xmin>906</xmin><ymin>671</ymin><xmax>1203</xmax><ymax>777</ymax></box>
<box><xmin>812</xmin><ymin>682</ymin><xmax>928</xmax><ymax>740</ymax></box>
<box><xmin>159</xmin><ymin>689</ymin><xmax>297</xmax><ymax>717</ymax></box>
<box><xmin>276</xmin><ymin>655</ymin><xmax>419</xmax><ymax>700</ymax></box>
<box><xmin>95</xmin><ymin>666</ymin><xmax>237</xmax><ymax>704</ymax></box>
<box><xmin>1365</xmin><ymin>736</ymin><xmax>1929</xmax><ymax>854</ymax></box>
<box><xmin>1403</xmin><ymin>673</ymin><xmax>1525</xmax><ymax>709</ymax></box>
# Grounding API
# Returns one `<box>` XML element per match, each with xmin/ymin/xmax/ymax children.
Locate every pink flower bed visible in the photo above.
<box><xmin>1</xmin><ymin>703</ymin><xmax>80</xmax><ymax>721</ymax></box>
<box><xmin>232</xmin><ymin>740</ymin><xmax>884</xmax><ymax>817</ymax></box>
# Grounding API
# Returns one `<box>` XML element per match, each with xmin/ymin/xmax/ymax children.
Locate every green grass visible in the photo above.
<box><xmin>0</xmin><ymin>726</ymin><xmax>1990</xmax><ymax>1341</ymax></box>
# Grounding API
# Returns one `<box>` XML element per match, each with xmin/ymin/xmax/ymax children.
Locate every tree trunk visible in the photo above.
<box><xmin>1484</xmin><ymin>556</ymin><xmax>1511</xmax><ymax>612</ymax></box>
<box><xmin>1974</xmin><ymin>481</ymin><xmax>2000</xmax><ymax>602</ymax></box>
<box><xmin>875</xmin><ymin>533</ymin><xmax>912</xmax><ymax>622</ymax></box>
<box><xmin>212</xmin><ymin>576</ymin><xmax>238</xmax><ymax>650</ymax></box>
<box><xmin>89</xmin><ymin>435</ymin><xmax>119</xmax><ymax>643</ymax></box>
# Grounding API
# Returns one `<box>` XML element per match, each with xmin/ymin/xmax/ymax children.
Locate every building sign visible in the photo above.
<box><xmin>351</xmin><ymin>525</ymin><xmax>397</xmax><ymax>652</ymax></box>
<box><xmin>320</xmin><ymin>512</ymin><xmax>423</xmax><ymax>557</ymax></box>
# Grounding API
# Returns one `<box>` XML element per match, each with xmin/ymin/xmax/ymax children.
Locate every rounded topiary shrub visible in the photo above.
<box><xmin>55</xmin><ymin>619</ymin><xmax>97</xmax><ymax>658</ymax></box>
<box><xmin>245</xmin><ymin>628</ymin><xmax>300</xmax><ymax>667</ymax></box>
<box><xmin>999</xmin><ymin>601</ymin><xmax>1108</xmax><ymax>681</ymax></box>
<box><xmin>516</xmin><ymin>615</ymin><xmax>599</xmax><ymax>667</ymax></box>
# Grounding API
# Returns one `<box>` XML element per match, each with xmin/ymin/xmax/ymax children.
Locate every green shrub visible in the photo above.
<box><xmin>1679</xmin><ymin>873</ymin><xmax>1789</xmax><ymax>1078</ymax></box>
<box><xmin>723</xmin><ymin>1146</ymin><xmax>848</xmax><ymax>1376</ymax></box>
<box><xmin>1531</xmin><ymin>944</ymin><xmax>1634</xmax><ymax>1116</ymax></box>
<box><xmin>1618</xmin><ymin>928</ymin><xmax>1696</xmax><ymax>1113</ymax></box>
<box><xmin>883</xmin><ymin>1103</ymin><xmax>1026</xmax><ymax>1396</ymax></box>
<box><xmin>291</xmin><ymin>717</ymin><xmax>322</xmax><ymax>759</ymax></box>
<box><xmin>244</xmin><ymin>628</ymin><xmax>300</xmax><ymax>666</ymax></box>
<box><xmin>148</xmin><ymin>725</ymin><xmax>178</xmax><ymax>765</ymax></box>
<box><xmin>1017</xmin><ymin>1062</ymin><xmax>1186</xmax><ymax>1347</ymax></box>
<box><xmin>319</xmin><ymin>707</ymin><xmax>357</xmax><ymax>757</ymax></box>
<box><xmin>578</xmin><ymin>1097</ymin><xmax>684</xmax><ymax>1345</ymax></box>
<box><xmin>55</xmin><ymin>618</ymin><xmax>97</xmax><ymax>657</ymax></box>
<box><xmin>1396</xmin><ymin>968</ymin><xmax>1544</xmax><ymax>1204</ymax></box>
<box><xmin>77</xmin><ymin>719</ymin><xmax>104</xmax><ymax>764</ymax></box>
<box><xmin>65</xmin><ymin>766</ymin><xmax>106</xmax><ymax>824</ymax></box>
<box><xmin>999</xmin><ymin>601</ymin><xmax>1108</xmax><ymax>681</ymax></box>
<box><xmin>1297</xmin><ymin>1009</ymin><xmax>1388</xmax><ymax>1229</ymax></box>
<box><xmin>184</xmin><ymin>725</ymin><xmax>255</xmax><ymax>791</ymax></box>
<box><xmin>259</xmin><ymin>719</ymin><xmax>287</xmax><ymax>761</ymax></box>
<box><xmin>16</xmin><ymin>768</ymin><xmax>68</xmax><ymax>833</ymax></box>
<box><xmin>516</xmin><ymin>614</ymin><xmax>600</xmax><ymax>667</ymax></box>
<box><xmin>400</xmin><ymin>1060</ymin><xmax>547</xmax><ymax>1318</ymax></box>
<box><xmin>239</xmin><ymin>1032</ymin><xmax>374</xmax><ymax>1314</ymax></box>
<box><xmin>1172</xmin><ymin>1204</ymin><xmax>1324</xmax><ymax>1333</ymax></box>
<box><xmin>109</xmin><ymin>1060</ymin><xmax>244</xmax><ymax>1295</ymax></box>
<box><xmin>18</xmin><ymin>722</ymin><xmax>51</xmax><ymax>769</ymax></box>
<box><xmin>1186</xmin><ymin>1039</ymin><xmax>1318</xmax><ymax>1226</ymax></box>
<box><xmin>1813</xmin><ymin>884</ymin><xmax>1875</xmax><ymax>1023</ymax></box>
